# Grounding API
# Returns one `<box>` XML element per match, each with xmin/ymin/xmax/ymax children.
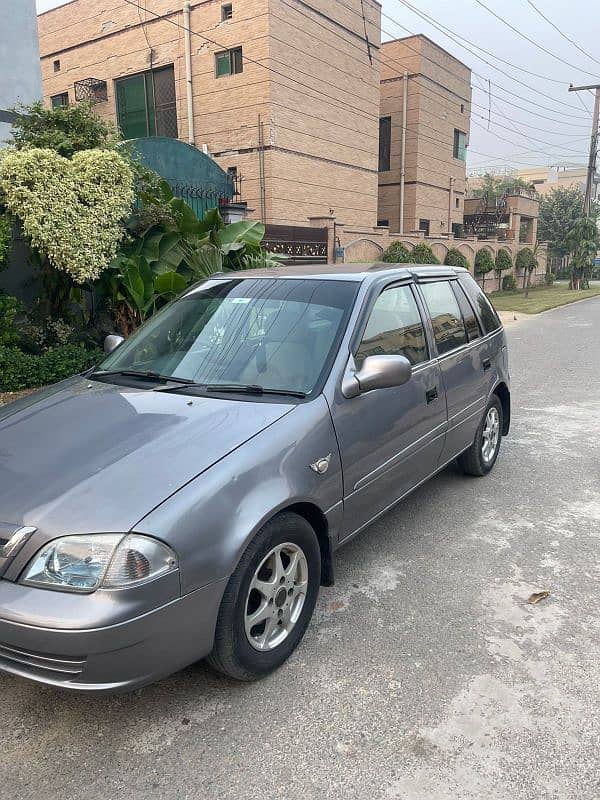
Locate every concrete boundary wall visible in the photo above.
<box><xmin>309</xmin><ymin>215</ymin><xmax>547</xmax><ymax>291</ymax></box>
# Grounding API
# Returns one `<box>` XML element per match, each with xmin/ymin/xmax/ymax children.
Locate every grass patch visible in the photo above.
<box><xmin>489</xmin><ymin>284</ymin><xmax>600</xmax><ymax>314</ymax></box>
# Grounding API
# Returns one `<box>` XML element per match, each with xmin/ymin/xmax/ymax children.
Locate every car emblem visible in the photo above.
<box><xmin>310</xmin><ymin>453</ymin><xmax>332</xmax><ymax>475</ymax></box>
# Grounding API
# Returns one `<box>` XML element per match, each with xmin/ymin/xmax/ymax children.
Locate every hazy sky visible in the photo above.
<box><xmin>35</xmin><ymin>0</ymin><xmax>598</xmax><ymax>172</ymax></box>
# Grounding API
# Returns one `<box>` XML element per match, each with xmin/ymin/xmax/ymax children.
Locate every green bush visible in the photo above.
<box><xmin>382</xmin><ymin>241</ymin><xmax>411</xmax><ymax>263</ymax></box>
<box><xmin>0</xmin><ymin>294</ymin><xmax>20</xmax><ymax>346</ymax></box>
<box><xmin>0</xmin><ymin>215</ymin><xmax>12</xmax><ymax>270</ymax></box>
<box><xmin>0</xmin><ymin>343</ymin><xmax>101</xmax><ymax>392</ymax></box>
<box><xmin>410</xmin><ymin>243</ymin><xmax>440</xmax><ymax>264</ymax></box>
<box><xmin>444</xmin><ymin>247</ymin><xmax>469</xmax><ymax>268</ymax></box>
<box><xmin>495</xmin><ymin>249</ymin><xmax>512</xmax><ymax>273</ymax></box>
<box><xmin>502</xmin><ymin>274</ymin><xmax>517</xmax><ymax>291</ymax></box>
<box><xmin>545</xmin><ymin>271</ymin><xmax>556</xmax><ymax>286</ymax></box>
<box><xmin>515</xmin><ymin>247</ymin><xmax>535</xmax><ymax>272</ymax></box>
<box><xmin>475</xmin><ymin>249</ymin><xmax>495</xmax><ymax>274</ymax></box>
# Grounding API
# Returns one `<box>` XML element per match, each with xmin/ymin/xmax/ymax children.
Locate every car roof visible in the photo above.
<box><xmin>217</xmin><ymin>262</ymin><xmax>469</xmax><ymax>283</ymax></box>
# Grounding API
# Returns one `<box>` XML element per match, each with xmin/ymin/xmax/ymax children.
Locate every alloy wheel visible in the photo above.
<box><xmin>244</xmin><ymin>542</ymin><xmax>309</xmax><ymax>651</ymax></box>
<box><xmin>481</xmin><ymin>406</ymin><xmax>500</xmax><ymax>464</ymax></box>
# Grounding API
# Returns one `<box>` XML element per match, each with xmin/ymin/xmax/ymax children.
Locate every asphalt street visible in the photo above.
<box><xmin>1</xmin><ymin>297</ymin><xmax>599</xmax><ymax>800</ymax></box>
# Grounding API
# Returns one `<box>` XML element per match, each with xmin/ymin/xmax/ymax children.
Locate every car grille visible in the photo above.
<box><xmin>0</xmin><ymin>641</ymin><xmax>86</xmax><ymax>682</ymax></box>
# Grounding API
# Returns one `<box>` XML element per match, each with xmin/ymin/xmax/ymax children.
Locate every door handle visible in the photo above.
<box><xmin>482</xmin><ymin>358</ymin><xmax>491</xmax><ymax>372</ymax></box>
<box><xmin>426</xmin><ymin>387</ymin><xmax>438</xmax><ymax>404</ymax></box>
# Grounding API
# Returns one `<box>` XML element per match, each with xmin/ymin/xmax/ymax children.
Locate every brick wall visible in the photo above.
<box><xmin>38</xmin><ymin>0</ymin><xmax>381</xmax><ymax>227</ymax></box>
<box><xmin>378</xmin><ymin>35</ymin><xmax>471</xmax><ymax>237</ymax></box>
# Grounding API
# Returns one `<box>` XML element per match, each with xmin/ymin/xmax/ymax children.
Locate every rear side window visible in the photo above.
<box><xmin>420</xmin><ymin>280</ymin><xmax>468</xmax><ymax>356</ymax></box>
<box><xmin>459</xmin><ymin>275</ymin><xmax>501</xmax><ymax>334</ymax></box>
<box><xmin>356</xmin><ymin>284</ymin><xmax>428</xmax><ymax>367</ymax></box>
<box><xmin>452</xmin><ymin>282</ymin><xmax>481</xmax><ymax>341</ymax></box>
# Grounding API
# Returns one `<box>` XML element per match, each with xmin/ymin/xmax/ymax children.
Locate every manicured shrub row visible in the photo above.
<box><xmin>0</xmin><ymin>343</ymin><xmax>101</xmax><ymax>392</ymax></box>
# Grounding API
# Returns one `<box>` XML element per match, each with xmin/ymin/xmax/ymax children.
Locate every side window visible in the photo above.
<box><xmin>420</xmin><ymin>280</ymin><xmax>468</xmax><ymax>355</ymax></box>
<box><xmin>452</xmin><ymin>282</ymin><xmax>481</xmax><ymax>341</ymax></box>
<box><xmin>356</xmin><ymin>285</ymin><xmax>428</xmax><ymax>368</ymax></box>
<box><xmin>459</xmin><ymin>275</ymin><xmax>501</xmax><ymax>334</ymax></box>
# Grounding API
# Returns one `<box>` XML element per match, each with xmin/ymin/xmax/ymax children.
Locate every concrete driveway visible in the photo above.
<box><xmin>1</xmin><ymin>298</ymin><xmax>599</xmax><ymax>800</ymax></box>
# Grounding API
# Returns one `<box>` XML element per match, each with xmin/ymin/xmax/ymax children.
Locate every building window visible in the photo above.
<box><xmin>455</xmin><ymin>197</ymin><xmax>460</xmax><ymax>209</ymax></box>
<box><xmin>221</xmin><ymin>3</ymin><xmax>233</xmax><ymax>20</ymax></box>
<box><xmin>460</xmin><ymin>103</ymin><xmax>465</xmax><ymax>113</ymax></box>
<box><xmin>51</xmin><ymin>92</ymin><xmax>69</xmax><ymax>108</ymax></box>
<box><xmin>377</xmin><ymin>219</ymin><xmax>389</xmax><ymax>227</ymax></box>
<box><xmin>378</xmin><ymin>116</ymin><xmax>391</xmax><ymax>172</ymax></box>
<box><xmin>419</xmin><ymin>219</ymin><xmax>430</xmax><ymax>236</ymax></box>
<box><xmin>452</xmin><ymin>223</ymin><xmax>463</xmax><ymax>238</ymax></box>
<box><xmin>115</xmin><ymin>65</ymin><xmax>178</xmax><ymax>140</ymax></box>
<box><xmin>453</xmin><ymin>129</ymin><xmax>467</xmax><ymax>161</ymax></box>
<box><xmin>53</xmin><ymin>59</ymin><xmax>61</xmax><ymax>72</ymax></box>
<box><xmin>215</xmin><ymin>47</ymin><xmax>243</xmax><ymax>77</ymax></box>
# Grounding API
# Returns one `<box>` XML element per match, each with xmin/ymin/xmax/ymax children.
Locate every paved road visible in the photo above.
<box><xmin>2</xmin><ymin>298</ymin><xmax>599</xmax><ymax>800</ymax></box>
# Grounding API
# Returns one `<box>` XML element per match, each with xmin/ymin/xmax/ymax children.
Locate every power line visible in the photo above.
<box><xmin>472</xmin><ymin>0</ymin><xmax>600</xmax><ymax>79</ymax></box>
<box><xmin>393</xmin><ymin>0</ymin><xmax>591</xmax><ymax>116</ymax></box>
<box><xmin>525</xmin><ymin>1</ymin><xmax>600</xmax><ymax>69</ymax></box>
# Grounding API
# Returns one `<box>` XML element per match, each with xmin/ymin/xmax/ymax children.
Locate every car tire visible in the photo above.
<box><xmin>207</xmin><ymin>512</ymin><xmax>321</xmax><ymax>681</ymax></box>
<box><xmin>458</xmin><ymin>394</ymin><xmax>503</xmax><ymax>477</ymax></box>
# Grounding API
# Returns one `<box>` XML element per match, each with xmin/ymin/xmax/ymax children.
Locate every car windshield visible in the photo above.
<box><xmin>96</xmin><ymin>277</ymin><xmax>358</xmax><ymax>396</ymax></box>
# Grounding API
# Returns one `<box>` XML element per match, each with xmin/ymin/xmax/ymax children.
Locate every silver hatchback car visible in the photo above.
<box><xmin>0</xmin><ymin>263</ymin><xmax>509</xmax><ymax>692</ymax></box>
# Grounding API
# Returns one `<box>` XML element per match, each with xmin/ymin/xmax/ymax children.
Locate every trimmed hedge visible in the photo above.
<box><xmin>444</xmin><ymin>247</ymin><xmax>469</xmax><ymax>268</ymax></box>
<box><xmin>410</xmin><ymin>243</ymin><xmax>440</xmax><ymax>264</ymax></box>
<box><xmin>0</xmin><ymin>343</ymin><xmax>101</xmax><ymax>392</ymax></box>
<box><xmin>382</xmin><ymin>241</ymin><xmax>411</xmax><ymax>263</ymax></box>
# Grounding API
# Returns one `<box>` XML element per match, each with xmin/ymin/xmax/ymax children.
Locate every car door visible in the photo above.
<box><xmin>330</xmin><ymin>280</ymin><xmax>447</xmax><ymax>541</ymax></box>
<box><xmin>417</xmin><ymin>278</ymin><xmax>487</xmax><ymax>463</ymax></box>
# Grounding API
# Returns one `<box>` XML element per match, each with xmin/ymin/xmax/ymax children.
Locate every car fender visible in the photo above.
<box><xmin>134</xmin><ymin>395</ymin><xmax>343</xmax><ymax>594</ymax></box>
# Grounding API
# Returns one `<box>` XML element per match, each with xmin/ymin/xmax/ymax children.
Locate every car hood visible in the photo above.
<box><xmin>0</xmin><ymin>377</ymin><xmax>294</xmax><ymax>536</ymax></box>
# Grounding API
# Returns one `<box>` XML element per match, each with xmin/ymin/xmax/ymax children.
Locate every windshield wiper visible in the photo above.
<box><xmin>89</xmin><ymin>369</ymin><xmax>196</xmax><ymax>386</ymax></box>
<box><xmin>155</xmin><ymin>382</ymin><xmax>306</xmax><ymax>398</ymax></box>
<box><xmin>206</xmin><ymin>384</ymin><xmax>306</xmax><ymax>398</ymax></box>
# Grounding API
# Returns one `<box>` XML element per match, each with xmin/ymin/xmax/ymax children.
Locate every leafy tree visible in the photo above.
<box><xmin>469</xmin><ymin>173</ymin><xmax>535</xmax><ymax>205</ymax></box>
<box><xmin>537</xmin><ymin>186</ymin><xmax>598</xmax><ymax>260</ymax></box>
<box><xmin>9</xmin><ymin>101</ymin><xmax>117</xmax><ymax>158</ymax></box>
<box><xmin>382</xmin><ymin>241</ymin><xmax>411</xmax><ymax>263</ymax></box>
<box><xmin>444</xmin><ymin>247</ymin><xmax>469</xmax><ymax>268</ymax></box>
<box><xmin>566</xmin><ymin>215</ymin><xmax>599</xmax><ymax>289</ymax></box>
<box><xmin>515</xmin><ymin>247</ymin><xmax>537</xmax><ymax>295</ymax></box>
<box><xmin>474</xmin><ymin>248</ymin><xmax>495</xmax><ymax>291</ymax></box>
<box><xmin>410</xmin><ymin>243</ymin><xmax>440</xmax><ymax>264</ymax></box>
<box><xmin>494</xmin><ymin>249</ymin><xmax>512</xmax><ymax>290</ymax></box>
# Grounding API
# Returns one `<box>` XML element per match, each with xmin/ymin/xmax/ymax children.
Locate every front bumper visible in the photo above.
<box><xmin>0</xmin><ymin>578</ymin><xmax>227</xmax><ymax>693</ymax></box>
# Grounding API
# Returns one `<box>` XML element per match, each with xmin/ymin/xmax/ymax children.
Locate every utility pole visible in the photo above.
<box><xmin>568</xmin><ymin>84</ymin><xmax>600</xmax><ymax>215</ymax></box>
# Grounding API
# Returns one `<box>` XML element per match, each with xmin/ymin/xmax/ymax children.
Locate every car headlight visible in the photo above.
<box><xmin>21</xmin><ymin>534</ymin><xmax>177</xmax><ymax>593</ymax></box>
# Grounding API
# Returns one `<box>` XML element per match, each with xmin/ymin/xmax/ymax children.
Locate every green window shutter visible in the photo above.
<box><xmin>216</xmin><ymin>51</ymin><xmax>231</xmax><ymax>77</ymax></box>
<box><xmin>116</xmin><ymin>74</ymin><xmax>149</xmax><ymax>139</ymax></box>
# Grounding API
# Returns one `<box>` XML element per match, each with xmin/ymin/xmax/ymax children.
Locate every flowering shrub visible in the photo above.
<box><xmin>0</xmin><ymin>148</ymin><xmax>134</xmax><ymax>283</ymax></box>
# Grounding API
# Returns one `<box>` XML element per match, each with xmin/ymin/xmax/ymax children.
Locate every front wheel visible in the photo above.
<box><xmin>207</xmin><ymin>512</ymin><xmax>321</xmax><ymax>681</ymax></box>
<box><xmin>458</xmin><ymin>395</ymin><xmax>503</xmax><ymax>476</ymax></box>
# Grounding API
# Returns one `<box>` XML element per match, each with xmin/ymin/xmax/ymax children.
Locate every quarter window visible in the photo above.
<box><xmin>420</xmin><ymin>281</ymin><xmax>468</xmax><ymax>355</ymax></box>
<box><xmin>452</xmin><ymin>282</ymin><xmax>481</xmax><ymax>341</ymax></box>
<box><xmin>459</xmin><ymin>275</ymin><xmax>501</xmax><ymax>334</ymax></box>
<box><xmin>356</xmin><ymin>285</ymin><xmax>428</xmax><ymax>367</ymax></box>
<box><xmin>215</xmin><ymin>47</ymin><xmax>243</xmax><ymax>77</ymax></box>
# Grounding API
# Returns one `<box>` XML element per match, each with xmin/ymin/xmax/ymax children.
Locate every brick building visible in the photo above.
<box><xmin>378</xmin><ymin>35</ymin><xmax>471</xmax><ymax>237</ymax></box>
<box><xmin>38</xmin><ymin>0</ymin><xmax>381</xmax><ymax>229</ymax></box>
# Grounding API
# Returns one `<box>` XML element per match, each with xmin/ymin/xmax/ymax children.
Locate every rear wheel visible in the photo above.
<box><xmin>458</xmin><ymin>395</ymin><xmax>503</xmax><ymax>477</ymax></box>
<box><xmin>207</xmin><ymin>512</ymin><xmax>321</xmax><ymax>681</ymax></box>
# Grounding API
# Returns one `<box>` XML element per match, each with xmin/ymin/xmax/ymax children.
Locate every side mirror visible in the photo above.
<box><xmin>104</xmin><ymin>334</ymin><xmax>125</xmax><ymax>355</ymax></box>
<box><xmin>342</xmin><ymin>354</ymin><xmax>412</xmax><ymax>398</ymax></box>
